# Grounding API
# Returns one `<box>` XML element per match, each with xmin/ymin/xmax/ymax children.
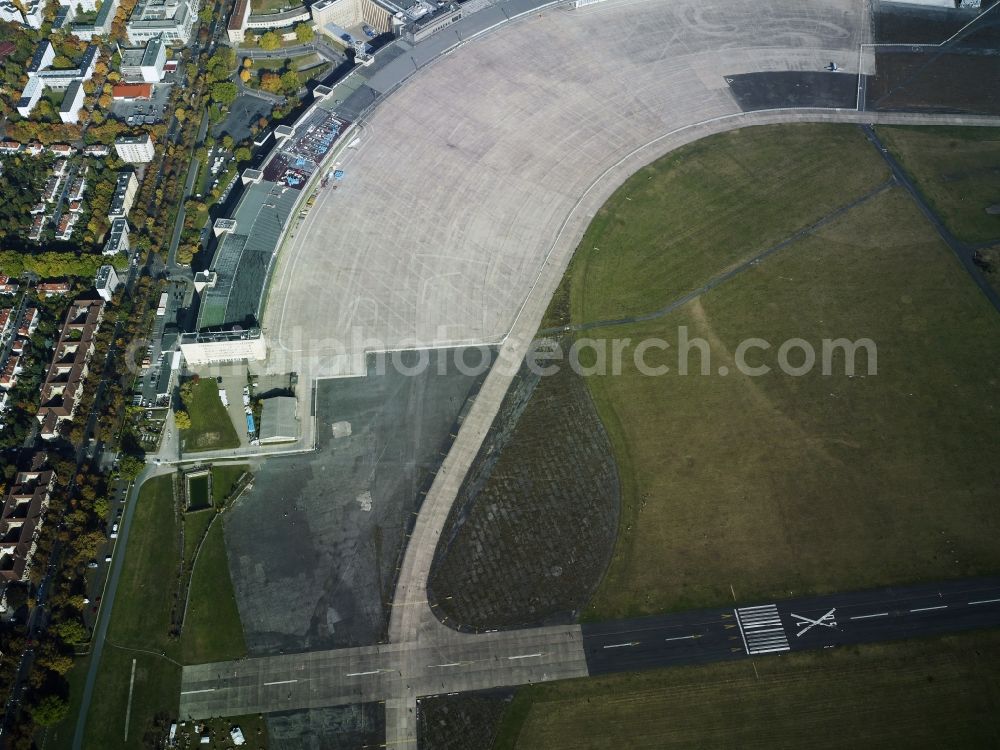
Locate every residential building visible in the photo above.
<box><xmin>95</xmin><ymin>265</ymin><xmax>121</xmax><ymax>302</ymax></box>
<box><xmin>0</xmin><ymin>309</ymin><xmax>11</xmax><ymax>339</ymax></box>
<box><xmin>83</xmin><ymin>144</ymin><xmax>110</xmax><ymax>157</ymax></box>
<box><xmin>37</xmin><ymin>298</ymin><xmax>104</xmax><ymax>440</ymax></box>
<box><xmin>17</xmin><ymin>42</ymin><xmax>100</xmax><ymax>119</ymax></box>
<box><xmin>28</xmin><ymin>215</ymin><xmax>45</xmax><ymax>242</ymax></box>
<box><xmin>0</xmin><ymin>0</ymin><xmax>43</xmax><ymax>28</ymax></box>
<box><xmin>108</xmin><ymin>171</ymin><xmax>139</xmax><ymax>220</ymax></box>
<box><xmin>37</xmin><ymin>282</ymin><xmax>72</xmax><ymax>298</ymax></box>
<box><xmin>0</xmin><ymin>356</ymin><xmax>21</xmax><ymax>390</ymax></box>
<box><xmin>68</xmin><ymin>176</ymin><xmax>87</xmax><ymax>202</ymax></box>
<box><xmin>0</xmin><ymin>0</ymin><xmax>23</xmax><ymax>24</ymax></box>
<box><xmin>226</xmin><ymin>0</ymin><xmax>250</xmax><ymax>43</ymax></box>
<box><xmin>0</xmin><ymin>458</ymin><xmax>56</xmax><ymax>582</ymax></box>
<box><xmin>0</xmin><ymin>141</ymin><xmax>21</xmax><ymax>154</ymax></box>
<box><xmin>48</xmin><ymin>143</ymin><xmax>74</xmax><ymax>156</ymax></box>
<box><xmin>21</xmin><ymin>0</ymin><xmax>43</xmax><ymax>27</ymax></box>
<box><xmin>59</xmin><ymin>80</ymin><xmax>86</xmax><ymax>124</ymax></box>
<box><xmin>114</xmin><ymin>134</ymin><xmax>155</xmax><ymax>163</ymax></box>
<box><xmin>0</xmin><ymin>277</ymin><xmax>18</xmax><ymax>295</ymax></box>
<box><xmin>18</xmin><ymin>308</ymin><xmax>39</xmax><ymax>338</ymax></box>
<box><xmin>64</xmin><ymin>0</ymin><xmax>121</xmax><ymax>38</ymax></box>
<box><xmin>126</xmin><ymin>0</ymin><xmax>199</xmax><ymax>45</ymax></box>
<box><xmin>103</xmin><ymin>217</ymin><xmax>131</xmax><ymax>256</ymax></box>
<box><xmin>120</xmin><ymin>36</ymin><xmax>167</xmax><ymax>82</ymax></box>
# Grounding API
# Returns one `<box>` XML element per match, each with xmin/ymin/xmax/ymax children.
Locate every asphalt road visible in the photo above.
<box><xmin>583</xmin><ymin>576</ymin><xmax>1000</xmax><ymax>675</ymax></box>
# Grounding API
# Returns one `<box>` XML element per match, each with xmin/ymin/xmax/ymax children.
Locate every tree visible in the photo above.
<box><xmin>174</xmin><ymin>107</ymin><xmax>186</xmax><ymax>122</ymax></box>
<box><xmin>31</xmin><ymin>695</ymin><xmax>70</xmax><ymax>727</ymax></box>
<box><xmin>53</xmin><ymin>619</ymin><xmax>89</xmax><ymax>644</ymax></box>
<box><xmin>222</xmin><ymin>134</ymin><xmax>234</xmax><ymax>150</ymax></box>
<box><xmin>239</xmin><ymin>68</ymin><xmax>251</xmax><ymax>84</ymax></box>
<box><xmin>235</xmin><ymin>146</ymin><xmax>251</xmax><ymax>163</ymax></box>
<box><xmin>242</xmin><ymin>57</ymin><xmax>252</xmax><ymax>69</ymax></box>
<box><xmin>280</xmin><ymin>70</ymin><xmax>300</xmax><ymax>95</ymax></box>
<box><xmin>294</xmin><ymin>22</ymin><xmax>314</xmax><ymax>43</ymax></box>
<box><xmin>259</xmin><ymin>31</ymin><xmax>280</xmax><ymax>50</ymax></box>
<box><xmin>118</xmin><ymin>454</ymin><xmax>145</xmax><ymax>481</ymax></box>
<box><xmin>174</xmin><ymin>410</ymin><xmax>192</xmax><ymax>430</ymax></box>
<box><xmin>210</xmin><ymin>81</ymin><xmax>238</xmax><ymax>106</ymax></box>
<box><xmin>260</xmin><ymin>72</ymin><xmax>282</xmax><ymax>94</ymax></box>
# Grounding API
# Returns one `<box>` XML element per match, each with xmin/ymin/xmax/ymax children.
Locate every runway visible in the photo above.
<box><xmin>582</xmin><ymin>576</ymin><xmax>1000</xmax><ymax>675</ymax></box>
<box><xmin>179</xmin><ymin>577</ymin><xmax>1000</xmax><ymax>719</ymax></box>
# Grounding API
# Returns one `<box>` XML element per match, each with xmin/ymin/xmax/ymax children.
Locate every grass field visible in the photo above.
<box><xmin>496</xmin><ymin>630</ymin><xmax>1000</xmax><ymax>749</ymax></box>
<box><xmin>554</xmin><ymin>124</ymin><xmax>1000</xmax><ymax>619</ymax></box>
<box><xmin>181</xmin><ymin>380</ymin><xmax>240</xmax><ymax>452</ymax></box>
<box><xmin>182</xmin><ymin>465</ymin><xmax>248</xmax><ymax>567</ymax></box>
<box><xmin>182</xmin><ymin>521</ymin><xmax>247</xmax><ymax>664</ymax></box>
<box><xmin>876</xmin><ymin>126</ymin><xmax>1000</xmax><ymax>244</ymax></box>
<box><xmin>82</xmin><ymin>475</ymin><xmax>181</xmax><ymax>749</ymax></box>
<box><xmin>80</xmin><ymin>471</ymin><xmax>251</xmax><ymax>746</ymax></box>
<box><xmin>249</xmin><ymin>0</ymin><xmax>295</xmax><ymax>13</ymax></box>
<box><xmin>567</xmin><ymin>124</ymin><xmax>889</xmax><ymax>323</ymax></box>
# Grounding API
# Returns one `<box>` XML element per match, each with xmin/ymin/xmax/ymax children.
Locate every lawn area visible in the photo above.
<box><xmin>567</xmin><ymin>124</ymin><xmax>889</xmax><ymax>324</ymax></box>
<box><xmin>82</xmin><ymin>475</ymin><xmax>182</xmax><ymax>749</ymax></box>
<box><xmin>81</xmin><ymin>470</ymin><xmax>252</xmax><ymax>746</ymax></box>
<box><xmin>496</xmin><ymin>630</ymin><xmax>1000</xmax><ymax>749</ymax></box>
<box><xmin>183</xmin><ymin>464</ymin><xmax>249</xmax><ymax>566</ymax></box>
<box><xmin>182</xmin><ymin>520</ymin><xmax>247</xmax><ymax>664</ymax></box>
<box><xmin>212</xmin><ymin>464</ymin><xmax>249</xmax><ymax>505</ymax></box>
<box><xmin>876</xmin><ymin>125</ymin><xmax>1000</xmax><ymax>245</ymax></box>
<box><xmin>43</xmin><ymin>655</ymin><xmax>91</xmax><ymax>750</ymax></box>
<box><xmin>249</xmin><ymin>0</ymin><xmax>296</xmax><ymax>13</ymax></box>
<box><xmin>560</xmin><ymin>124</ymin><xmax>1000</xmax><ymax>619</ymax></box>
<box><xmin>181</xmin><ymin>379</ymin><xmax>240</xmax><ymax>452</ymax></box>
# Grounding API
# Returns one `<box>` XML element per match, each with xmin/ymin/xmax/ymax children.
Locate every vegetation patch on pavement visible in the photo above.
<box><xmin>429</xmin><ymin>357</ymin><xmax>619</xmax><ymax>630</ymax></box>
<box><xmin>418</xmin><ymin>690</ymin><xmax>514</xmax><ymax>750</ymax></box>
<box><xmin>496</xmin><ymin>630</ymin><xmax>1000</xmax><ymax>749</ymax></box>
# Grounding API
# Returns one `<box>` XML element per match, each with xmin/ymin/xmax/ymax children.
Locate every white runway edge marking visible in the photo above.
<box><xmin>507</xmin><ymin>653</ymin><xmax>542</xmax><ymax>660</ymax></box>
<box><xmin>969</xmin><ymin>598</ymin><xmax>1000</xmax><ymax>605</ymax></box>
<box><xmin>910</xmin><ymin>605</ymin><xmax>948</xmax><ymax>613</ymax></box>
<box><xmin>263</xmin><ymin>679</ymin><xmax>298</xmax><ymax>686</ymax></box>
<box><xmin>850</xmin><ymin>612</ymin><xmax>889</xmax><ymax>620</ymax></box>
<box><xmin>180</xmin><ymin>688</ymin><xmax>216</xmax><ymax>695</ymax></box>
<box><xmin>602</xmin><ymin>641</ymin><xmax>639</xmax><ymax>649</ymax></box>
<box><xmin>346</xmin><ymin>670</ymin><xmax>381</xmax><ymax>677</ymax></box>
<box><xmin>735</xmin><ymin>604</ymin><xmax>790</xmax><ymax>655</ymax></box>
<box><xmin>124</xmin><ymin>658</ymin><xmax>137</xmax><ymax>742</ymax></box>
<box><xmin>428</xmin><ymin>662</ymin><xmax>463</xmax><ymax>668</ymax></box>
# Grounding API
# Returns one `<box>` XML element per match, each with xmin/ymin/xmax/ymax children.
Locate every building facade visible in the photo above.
<box><xmin>114</xmin><ymin>134</ymin><xmax>156</xmax><ymax>163</ymax></box>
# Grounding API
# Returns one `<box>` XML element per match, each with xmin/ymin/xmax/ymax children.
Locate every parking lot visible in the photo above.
<box><xmin>110</xmin><ymin>82</ymin><xmax>173</xmax><ymax>125</ymax></box>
